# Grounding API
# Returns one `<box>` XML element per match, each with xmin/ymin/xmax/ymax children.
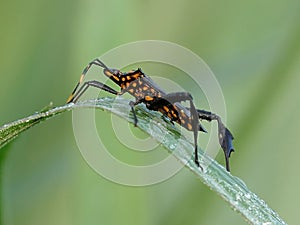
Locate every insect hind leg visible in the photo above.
<box><xmin>196</xmin><ymin>109</ymin><xmax>234</xmax><ymax>172</ymax></box>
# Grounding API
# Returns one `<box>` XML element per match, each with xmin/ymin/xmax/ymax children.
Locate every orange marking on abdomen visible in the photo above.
<box><xmin>145</xmin><ymin>96</ymin><xmax>153</xmax><ymax>101</ymax></box>
<box><xmin>163</xmin><ymin>106</ymin><xmax>169</xmax><ymax>112</ymax></box>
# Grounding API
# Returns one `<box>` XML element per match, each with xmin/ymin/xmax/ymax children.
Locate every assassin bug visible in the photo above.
<box><xmin>67</xmin><ymin>59</ymin><xmax>234</xmax><ymax>171</ymax></box>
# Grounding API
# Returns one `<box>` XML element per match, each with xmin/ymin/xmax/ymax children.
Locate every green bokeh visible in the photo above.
<box><xmin>1</xmin><ymin>0</ymin><xmax>300</xmax><ymax>224</ymax></box>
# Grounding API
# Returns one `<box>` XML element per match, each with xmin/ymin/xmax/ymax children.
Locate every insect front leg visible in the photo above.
<box><xmin>67</xmin><ymin>59</ymin><xmax>109</xmax><ymax>103</ymax></box>
<box><xmin>69</xmin><ymin>80</ymin><xmax>118</xmax><ymax>103</ymax></box>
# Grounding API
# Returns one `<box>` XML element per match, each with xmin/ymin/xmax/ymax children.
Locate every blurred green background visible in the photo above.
<box><xmin>1</xmin><ymin>0</ymin><xmax>300</xmax><ymax>224</ymax></box>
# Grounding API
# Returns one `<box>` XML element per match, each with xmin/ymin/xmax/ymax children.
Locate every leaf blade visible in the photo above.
<box><xmin>0</xmin><ymin>97</ymin><xmax>287</xmax><ymax>225</ymax></box>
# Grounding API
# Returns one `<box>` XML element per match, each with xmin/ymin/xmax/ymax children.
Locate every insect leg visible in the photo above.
<box><xmin>129</xmin><ymin>99</ymin><xmax>144</xmax><ymax>126</ymax></box>
<box><xmin>160</xmin><ymin>92</ymin><xmax>202</xmax><ymax>169</ymax></box>
<box><xmin>70</xmin><ymin>80</ymin><xmax>118</xmax><ymax>103</ymax></box>
<box><xmin>67</xmin><ymin>59</ymin><xmax>109</xmax><ymax>103</ymax></box>
<box><xmin>195</xmin><ymin>109</ymin><xmax>234</xmax><ymax>172</ymax></box>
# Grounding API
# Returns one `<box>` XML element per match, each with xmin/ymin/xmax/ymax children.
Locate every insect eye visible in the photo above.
<box><xmin>113</xmin><ymin>69</ymin><xmax>120</xmax><ymax>75</ymax></box>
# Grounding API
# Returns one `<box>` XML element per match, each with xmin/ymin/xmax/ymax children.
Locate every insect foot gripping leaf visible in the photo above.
<box><xmin>217</xmin><ymin>119</ymin><xmax>234</xmax><ymax>172</ymax></box>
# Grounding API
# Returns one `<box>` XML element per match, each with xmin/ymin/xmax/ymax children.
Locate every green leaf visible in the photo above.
<box><xmin>0</xmin><ymin>97</ymin><xmax>287</xmax><ymax>225</ymax></box>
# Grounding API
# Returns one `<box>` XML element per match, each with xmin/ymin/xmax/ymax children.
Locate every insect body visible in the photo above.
<box><xmin>67</xmin><ymin>59</ymin><xmax>234</xmax><ymax>171</ymax></box>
